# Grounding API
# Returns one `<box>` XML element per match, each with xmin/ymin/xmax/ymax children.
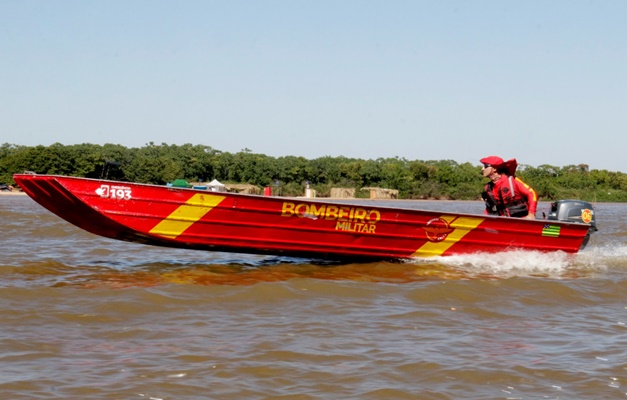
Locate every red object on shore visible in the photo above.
<box><xmin>13</xmin><ymin>174</ymin><xmax>594</xmax><ymax>260</ymax></box>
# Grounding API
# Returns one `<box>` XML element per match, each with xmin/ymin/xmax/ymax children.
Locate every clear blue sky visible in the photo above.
<box><xmin>1</xmin><ymin>1</ymin><xmax>625</xmax><ymax>172</ymax></box>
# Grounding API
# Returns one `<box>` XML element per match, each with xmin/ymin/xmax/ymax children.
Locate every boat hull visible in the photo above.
<box><xmin>13</xmin><ymin>174</ymin><xmax>592</xmax><ymax>260</ymax></box>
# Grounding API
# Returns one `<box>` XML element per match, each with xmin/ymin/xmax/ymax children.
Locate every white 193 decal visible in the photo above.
<box><xmin>95</xmin><ymin>185</ymin><xmax>132</xmax><ymax>200</ymax></box>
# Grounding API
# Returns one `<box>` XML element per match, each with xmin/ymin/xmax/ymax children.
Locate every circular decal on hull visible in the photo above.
<box><xmin>424</xmin><ymin>217</ymin><xmax>454</xmax><ymax>242</ymax></box>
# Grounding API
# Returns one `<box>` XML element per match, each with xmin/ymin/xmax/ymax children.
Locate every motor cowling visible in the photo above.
<box><xmin>545</xmin><ymin>200</ymin><xmax>597</xmax><ymax>249</ymax></box>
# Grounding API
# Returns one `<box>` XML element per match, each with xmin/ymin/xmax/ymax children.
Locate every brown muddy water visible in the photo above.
<box><xmin>1</xmin><ymin>195</ymin><xmax>626</xmax><ymax>399</ymax></box>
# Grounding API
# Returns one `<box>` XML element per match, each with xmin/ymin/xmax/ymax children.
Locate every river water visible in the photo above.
<box><xmin>1</xmin><ymin>195</ymin><xmax>626</xmax><ymax>399</ymax></box>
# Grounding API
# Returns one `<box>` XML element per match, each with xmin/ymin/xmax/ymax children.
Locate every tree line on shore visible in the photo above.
<box><xmin>1</xmin><ymin>142</ymin><xmax>626</xmax><ymax>201</ymax></box>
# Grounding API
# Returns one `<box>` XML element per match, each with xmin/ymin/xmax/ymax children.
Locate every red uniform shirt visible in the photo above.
<box><xmin>484</xmin><ymin>175</ymin><xmax>538</xmax><ymax>216</ymax></box>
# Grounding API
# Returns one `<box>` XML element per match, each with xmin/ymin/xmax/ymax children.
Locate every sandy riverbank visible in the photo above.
<box><xmin>0</xmin><ymin>191</ymin><xmax>26</xmax><ymax>196</ymax></box>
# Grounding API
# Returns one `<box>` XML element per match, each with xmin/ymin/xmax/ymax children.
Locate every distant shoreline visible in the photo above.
<box><xmin>0</xmin><ymin>189</ymin><xmax>458</xmax><ymax>201</ymax></box>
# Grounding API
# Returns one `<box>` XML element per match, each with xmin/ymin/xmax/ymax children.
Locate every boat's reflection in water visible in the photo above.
<box><xmin>44</xmin><ymin>248</ymin><xmax>601</xmax><ymax>289</ymax></box>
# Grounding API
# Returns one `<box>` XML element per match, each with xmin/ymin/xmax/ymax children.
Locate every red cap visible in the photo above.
<box><xmin>481</xmin><ymin>156</ymin><xmax>518</xmax><ymax>176</ymax></box>
<box><xmin>480</xmin><ymin>156</ymin><xmax>504</xmax><ymax>167</ymax></box>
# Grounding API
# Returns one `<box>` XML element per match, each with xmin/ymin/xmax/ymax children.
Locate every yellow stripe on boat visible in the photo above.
<box><xmin>150</xmin><ymin>194</ymin><xmax>226</xmax><ymax>239</ymax></box>
<box><xmin>412</xmin><ymin>215</ymin><xmax>484</xmax><ymax>257</ymax></box>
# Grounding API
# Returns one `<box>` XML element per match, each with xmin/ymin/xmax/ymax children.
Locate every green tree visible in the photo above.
<box><xmin>2</xmin><ymin>142</ymin><xmax>626</xmax><ymax>201</ymax></box>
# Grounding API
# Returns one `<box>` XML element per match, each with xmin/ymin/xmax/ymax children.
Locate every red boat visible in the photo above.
<box><xmin>13</xmin><ymin>174</ymin><xmax>597</xmax><ymax>261</ymax></box>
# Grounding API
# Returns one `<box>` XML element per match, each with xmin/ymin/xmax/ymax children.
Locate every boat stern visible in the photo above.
<box><xmin>545</xmin><ymin>200</ymin><xmax>598</xmax><ymax>249</ymax></box>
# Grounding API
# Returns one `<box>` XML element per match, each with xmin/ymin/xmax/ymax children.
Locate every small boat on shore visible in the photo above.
<box><xmin>13</xmin><ymin>173</ymin><xmax>597</xmax><ymax>261</ymax></box>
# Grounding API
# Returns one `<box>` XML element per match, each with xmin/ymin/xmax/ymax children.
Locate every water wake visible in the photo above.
<box><xmin>407</xmin><ymin>244</ymin><xmax>627</xmax><ymax>279</ymax></box>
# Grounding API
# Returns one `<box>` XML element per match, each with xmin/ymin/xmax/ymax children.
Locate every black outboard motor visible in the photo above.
<box><xmin>545</xmin><ymin>200</ymin><xmax>598</xmax><ymax>249</ymax></box>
